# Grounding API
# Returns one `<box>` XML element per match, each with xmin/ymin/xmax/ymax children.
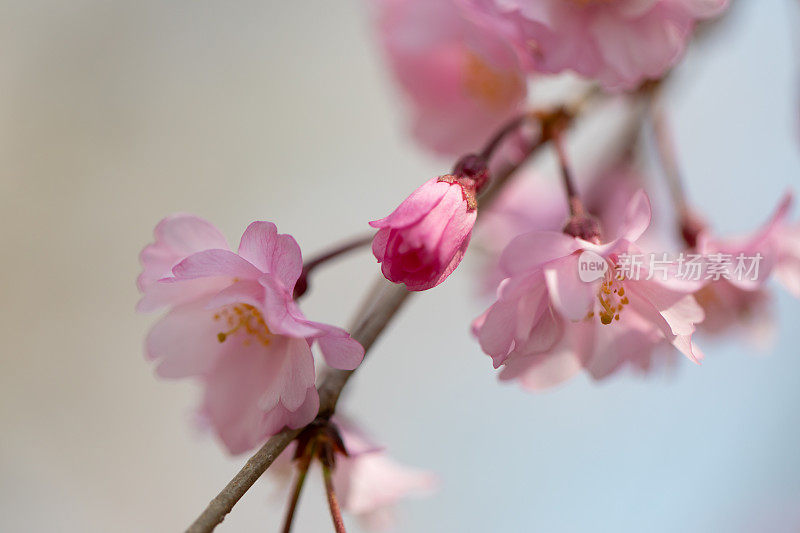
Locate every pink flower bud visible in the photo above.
<box><xmin>370</xmin><ymin>176</ymin><xmax>479</xmax><ymax>291</ymax></box>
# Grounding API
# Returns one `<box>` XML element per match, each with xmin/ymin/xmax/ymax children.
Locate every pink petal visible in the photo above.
<box><xmin>617</xmin><ymin>189</ymin><xmax>652</xmax><ymax>243</ymax></box>
<box><xmin>585</xmin><ymin>313</ymin><xmax>659</xmax><ymax>380</ymax></box>
<box><xmin>369</xmin><ymin>179</ymin><xmax>450</xmax><ymax>229</ymax></box>
<box><xmin>436</xmin><ymin>198</ymin><xmax>477</xmax><ymax>267</ymax></box>
<box><xmin>478</xmin><ymin>299</ymin><xmax>518</xmax><ymax>367</ymax></box>
<box><xmin>499</xmin><ymin>231</ymin><xmax>581</xmax><ymax>276</ymax></box>
<box><xmin>630</xmin><ymin>279</ymin><xmax>704</xmax><ymax>336</ymax></box>
<box><xmin>334</xmin><ymin>451</ymin><xmax>438</xmax><ymax>517</ymax></box>
<box><xmin>313</xmin><ymin>327</ymin><xmax>365</xmax><ymax>370</ymax></box>
<box><xmin>137</xmin><ymin>214</ymin><xmax>230</xmax><ymax>311</ymax></box>
<box><xmin>145</xmin><ymin>298</ymin><xmax>224</xmax><ymax>378</ymax></box>
<box><xmin>136</xmin><ymin>276</ymin><xmax>230</xmax><ymax>313</ymax></box>
<box><xmin>544</xmin><ymin>254</ymin><xmax>595</xmax><ymax>321</ymax></box>
<box><xmin>514</xmin><ymin>302</ymin><xmax>563</xmax><ymax>357</ymax></box>
<box><xmin>172</xmin><ymin>249</ymin><xmax>263</xmax><ymax>281</ymax></box>
<box><xmin>204</xmin><ymin>279</ymin><xmax>265</xmax><ymax>311</ymax></box>
<box><xmin>671</xmin><ymin>334</ymin><xmax>704</xmax><ymax>364</ymax></box>
<box><xmin>259</xmin><ymin>275</ymin><xmax>324</xmax><ymax>338</ymax></box>
<box><xmin>203</xmin><ymin>336</ymin><xmax>318</xmax><ymax>455</ymax></box>
<box><xmin>371</xmin><ymin>228</ymin><xmax>391</xmax><ymax>261</ymax></box>
<box><xmin>137</xmin><ymin>214</ymin><xmax>229</xmax><ymax>291</ymax></box>
<box><xmin>237</xmin><ymin>222</ymin><xmax>303</xmax><ymax>290</ymax></box>
<box><xmin>499</xmin><ymin>347</ymin><xmax>583</xmax><ymax>391</ymax></box>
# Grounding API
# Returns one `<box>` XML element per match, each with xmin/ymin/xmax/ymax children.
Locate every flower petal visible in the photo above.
<box><xmin>499</xmin><ymin>231</ymin><xmax>580</xmax><ymax>276</ymax></box>
<box><xmin>203</xmin><ymin>336</ymin><xmax>318</xmax><ymax>455</ymax></box>
<box><xmin>145</xmin><ymin>298</ymin><xmax>224</xmax><ymax>378</ymax></box>
<box><xmin>313</xmin><ymin>326</ymin><xmax>365</xmax><ymax>370</ymax></box>
<box><xmin>369</xmin><ymin>178</ymin><xmax>450</xmax><ymax>229</ymax></box>
<box><xmin>544</xmin><ymin>254</ymin><xmax>595</xmax><ymax>321</ymax></box>
<box><xmin>617</xmin><ymin>189</ymin><xmax>651</xmax><ymax>243</ymax></box>
<box><xmin>172</xmin><ymin>249</ymin><xmax>263</xmax><ymax>280</ymax></box>
<box><xmin>238</xmin><ymin>222</ymin><xmax>303</xmax><ymax>290</ymax></box>
<box><xmin>259</xmin><ymin>275</ymin><xmax>324</xmax><ymax>338</ymax></box>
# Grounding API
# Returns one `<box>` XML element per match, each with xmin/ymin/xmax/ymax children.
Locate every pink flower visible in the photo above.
<box><xmin>496</xmin><ymin>0</ymin><xmax>729</xmax><ymax>90</ymax></box>
<box><xmin>476</xmin><ymin>161</ymin><xmax>654</xmax><ymax>292</ymax></box>
<box><xmin>375</xmin><ymin>0</ymin><xmax>527</xmax><ymax>155</ymax></box>
<box><xmin>273</xmin><ymin>418</ymin><xmax>438</xmax><ymax>530</ymax></box>
<box><xmin>331</xmin><ymin>422</ymin><xmax>438</xmax><ymax>530</ymax></box>
<box><xmin>693</xmin><ymin>193</ymin><xmax>800</xmax><ymax>342</ymax></box>
<box><xmin>137</xmin><ymin>215</ymin><xmax>364</xmax><ymax>454</ymax></box>
<box><xmin>473</xmin><ymin>190</ymin><xmax>705</xmax><ymax>389</ymax></box>
<box><xmin>371</xmin><ymin>175</ymin><xmax>479</xmax><ymax>291</ymax></box>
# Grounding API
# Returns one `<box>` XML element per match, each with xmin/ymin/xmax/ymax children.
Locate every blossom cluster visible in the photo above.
<box><xmin>374</xmin><ymin>0</ymin><xmax>730</xmax><ymax>154</ymax></box>
<box><xmin>475</xmin><ymin>169</ymin><xmax>800</xmax><ymax>387</ymax></box>
<box><xmin>134</xmin><ymin>0</ymin><xmax>800</xmax><ymax>530</ymax></box>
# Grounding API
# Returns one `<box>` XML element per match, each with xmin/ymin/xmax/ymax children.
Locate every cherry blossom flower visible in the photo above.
<box><xmin>374</xmin><ymin>0</ymin><xmax>527</xmax><ymax>155</ymax></box>
<box><xmin>476</xmin><ymin>161</ymin><xmax>653</xmax><ymax>293</ymax></box>
<box><xmin>273</xmin><ymin>418</ymin><xmax>438</xmax><ymax>530</ymax></box>
<box><xmin>693</xmin><ymin>193</ymin><xmax>799</xmax><ymax>343</ymax></box>
<box><xmin>473</xmin><ymin>190</ymin><xmax>705</xmax><ymax>389</ymax></box>
<box><xmin>495</xmin><ymin>0</ymin><xmax>730</xmax><ymax>90</ymax></box>
<box><xmin>371</xmin><ymin>175</ymin><xmax>480</xmax><ymax>291</ymax></box>
<box><xmin>137</xmin><ymin>215</ymin><xmax>364</xmax><ymax>454</ymax></box>
<box><xmin>330</xmin><ymin>422</ymin><xmax>438</xmax><ymax>530</ymax></box>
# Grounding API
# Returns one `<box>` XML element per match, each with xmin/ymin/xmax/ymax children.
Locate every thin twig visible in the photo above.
<box><xmin>476</xmin><ymin>136</ymin><xmax>547</xmax><ymax>209</ymax></box>
<box><xmin>650</xmin><ymin>95</ymin><xmax>689</xmax><ymax>217</ymax></box>
<box><xmin>294</xmin><ymin>233</ymin><xmax>375</xmax><ymax>298</ymax></box>
<box><xmin>280</xmin><ymin>448</ymin><xmax>315</xmax><ymax>533</ymax></box>
<box><xmin>551</xmin><ymin>126</ymin><xmax>585</xmax><ymax>217</ymax></box>
<box><xmin>478</xmin><ymin>114</ymin><xmax>529</xmax><ymax>161</ymax></box>
<box><xmin>322</xmin><ymin>463</ymin><xmax>348</xmax><ymax>533</ymax></box>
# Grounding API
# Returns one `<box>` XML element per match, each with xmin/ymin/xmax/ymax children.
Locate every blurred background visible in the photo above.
<box><xmin>1</xmin><ymin>1</ymin><xmax>799</xmax><ymax>532</ymax></box>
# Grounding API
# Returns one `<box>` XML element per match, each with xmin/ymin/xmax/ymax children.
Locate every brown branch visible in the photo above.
<box><xmin>186</xmin><ymin>429</ymin><xmax>302</xmax><ymax>533</ymax></box>
<box><xmin>294</xmin><ymin>234</ymin><xmax>375</xmax><ymax>299</ymax></box>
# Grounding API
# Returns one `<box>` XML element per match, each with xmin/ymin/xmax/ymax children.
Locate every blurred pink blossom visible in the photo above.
<box><xmin>374</xmin><ymin>0</ymin><xmax>527</xmax><ymax>155</ymax></box>
<box><xmin>473</xmin><ymin>190</ymin><xmax>705</xmax><ymax>389</ymax></box>
<box><xmin>371</xmin><ymin>176</ymin><xmax>478</xmax><ymax>291</ymax></box>
<box><xmin>137</xmin><ymin>215</ymin><xmax>363</xmax><ymax>454</ymax></box>
<box><xmin>693</xmin><ymin>193</ymin><xmax>800</xmax><ymax>343</ymax></box>
<box><xmin>495</xmin><ymin>0</ymin><xmax>729</xmax><ymax>90</ymax></box>
<box><xmin>274</xmin><ymin>418</ymin><xmax>437</xmax><ymax>530</ymax></box>
<box><xmin>331</xmin><ymin>422</ymin><xmax>438</xmax><ymax>530</ymax></box>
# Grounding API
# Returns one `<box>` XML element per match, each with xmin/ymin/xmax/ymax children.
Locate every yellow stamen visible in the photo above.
<box><xmin>591</xmin><ymin>265</ymin><xmax>630</xmax><ymax>326</ymax></box>
<box><xmin>214</xmin><ymin>303</ymin><xmax>272</xmax><ymax>346</ymax></box>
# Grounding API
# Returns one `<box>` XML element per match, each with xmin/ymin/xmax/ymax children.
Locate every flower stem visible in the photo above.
<box><xmin>650</xmin><ymin>99</ymin><xmax>689</xmax><ymax>217</ymax></box>
<box><xmin>294</xmin><ymin>234</ymin><xmax>375</xmax><ymax>299</ymax></box>
<box><xmin>478</xmin><ymin>114</ymin><xmax>529</xmax><ymax>162</ymax></box>
<box><xmin>551</xmin><ymin>126</ymin><xmax>585</xmax><ymax>217</ymax></box>
<box><xmin>322</xmin><ymin>462</ymin><xmax>347</xmax><ymax>533</ymax></box>
<box><xmin>280</xmin><ymin>448</ymin><xmax>315</xmax><ymax>533</ymax></box>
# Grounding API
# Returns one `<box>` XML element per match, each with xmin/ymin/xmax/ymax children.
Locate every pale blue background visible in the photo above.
<box><xmin>0</xmin><ymin>1</ymin><xmax>798</xmax><ymax>532</ymax></box>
